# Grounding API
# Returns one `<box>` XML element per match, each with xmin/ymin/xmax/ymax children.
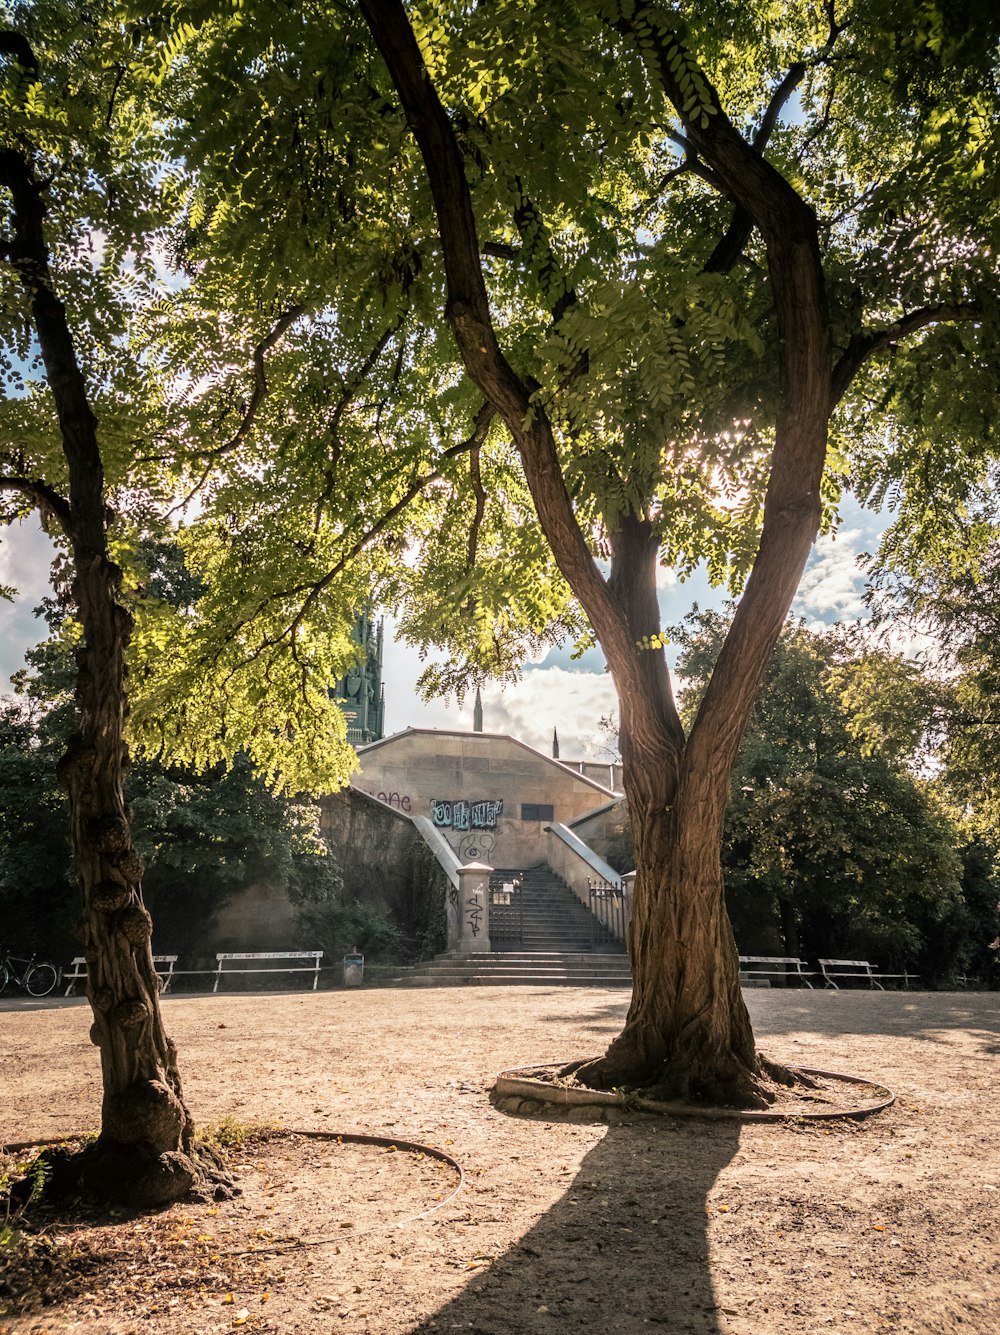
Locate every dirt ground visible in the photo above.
<box><xmin>1</xmin><ymin>986</ymin><xmax>998</xmax><ymax>1335</ymax></box>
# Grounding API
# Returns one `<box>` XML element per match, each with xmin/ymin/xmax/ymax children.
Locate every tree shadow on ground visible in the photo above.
<box><xmin>535</xmin><ymin>998</ymin><xmax>630</xmax><ymax>1038</ymax></box>
<box><xmin>745</xmin><ymin>990</ymin><xmax>1000</xmax><ymax>1050</ymax></box>
<box><xmin>410</xmin><ymin>1110</ymin><xmax>741</xmax><ymax>1335</ymax></box>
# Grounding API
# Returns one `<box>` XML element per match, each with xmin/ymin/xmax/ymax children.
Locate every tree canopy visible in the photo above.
<box><xmin>142</xmin><ymin>0</ymin><xmax>1000</xmax><ymax>1095</ymax></box>
<box><xmin>134</xmin><ymin>0</ymin><xmax>998</xmax><ymax>662</ymax></box>
<box><xmin>3</xmin><ymin>0</ymin><xmax>1000</xmax><ymax>1118</ymax></box>
<box><xmin>0</xmin><ymin>1</ymin><xmax>365</xmax><ymax>795</ymax></box>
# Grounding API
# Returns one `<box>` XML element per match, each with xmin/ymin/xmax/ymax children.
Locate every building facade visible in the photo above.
<box><xmin>352</xmin><ymin>727</ymin><xmax>617</xmax><ymax>868</ymax></box>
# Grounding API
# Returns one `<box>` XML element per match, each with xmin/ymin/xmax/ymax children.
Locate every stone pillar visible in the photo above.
<box><xmin>449</xmin><ymin>862</ymin><xmax>493</xmax><ymax>953</ymax></box>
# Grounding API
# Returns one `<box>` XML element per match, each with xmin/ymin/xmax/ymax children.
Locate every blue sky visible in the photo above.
<box><xmin>0</xmin><ymin>498</ymin><xmax>885</xmax><ymax>758</ymax></box>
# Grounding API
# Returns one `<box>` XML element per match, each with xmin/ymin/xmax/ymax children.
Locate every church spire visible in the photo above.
<box><xmin>552</xmin><ymin>726</ymin><xmax>560</xmax><ymax>759</ymax></box>
<box><xmin>473</xmin><ymin>687</ymin><xmax>483</xmax><ymax>733</ymax></box>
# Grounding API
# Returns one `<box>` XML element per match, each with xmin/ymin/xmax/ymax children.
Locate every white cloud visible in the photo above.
<box><xmin>871</xmin><ymin>619</ymin><xmax>940</xmax><ymax>665</ymax></box>
<box><xmin>793</xmin><ymin>528</ymin><xmax>868</xmax><ymax>624</ymax></box>
<box><xmin>0</xmin><ymin>521</ymin><xmax>55</xmax><ymax>691</ymax></box>
<box><xmin>380</xmin><ymin>627</ymin><xmax>619</xmax><ymax>757</ymax></box>
<box><xmin>485</xmin><ymin>668</ymin><xmax>619</xmax><ymax>757</ymax></box>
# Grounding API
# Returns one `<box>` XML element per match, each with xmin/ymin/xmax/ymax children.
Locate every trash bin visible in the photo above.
<box><xmin>342</xmin><ymin>951</ymin><xmax>364</xmax><ymax>987</ymax></box>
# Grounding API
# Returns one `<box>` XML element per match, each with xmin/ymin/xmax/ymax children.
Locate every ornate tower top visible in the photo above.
<box><xmin>332</xmin><ymin>611</ymin><xmax>385</xmax><ymax>744</ymax></box>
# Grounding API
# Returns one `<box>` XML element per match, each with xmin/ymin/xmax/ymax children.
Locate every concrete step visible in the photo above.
<box><xmin>427</xmin><ymin>955</ymin><xmax>624</xmax><ymax>966</ymax></box>
<box><xmin>484</xmin><ymin>861</ymin><xmax>627</xmax><ymax>957</ymax></box>
<box><xmin>403</xmin><ymin>973</ymin><xmax>633</xmax><ymax>987</ymax></box>
<box><xmin>379</xmin><ymin>947</ymin><xmax>633</xmax><ymax>988</ymax></box>
<box><xmin>420</xmin><ymin>964</ymin><xmax>631</xmax><ymax>977</ymax></box>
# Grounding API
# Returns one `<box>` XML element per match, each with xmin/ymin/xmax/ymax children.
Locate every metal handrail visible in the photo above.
<box><xmin>587</xmin><ymin>878</ymin><xmax>630</xmax><ymax>950</ymax></box>
<box><xmin>488</xmin><ymin>873</ymin><xmax>524</xmax><ymax>951</ymax></box>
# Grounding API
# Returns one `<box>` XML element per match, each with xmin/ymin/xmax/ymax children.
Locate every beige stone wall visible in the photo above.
<box><xmin>570</xmin><ymin>797</ymin><xmax>633</xmax><ymax>871</ymax></box>
<box><xmin>318</xmin><ymin>787</ymin><xmax>418</xmax><ymax>917</ymax></box>
<box><xmin>353</xmin><ymin>729</ymin><xmax>614</xmax><ymax>869</ymax></box>
<box><xmin>195</xmin><ymin>792</ymin><xmax>422</xmax><ymax>960</ymax></box>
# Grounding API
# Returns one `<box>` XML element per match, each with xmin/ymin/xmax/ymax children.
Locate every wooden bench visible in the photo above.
<box><xmin>64</xmin><ymin>954</ymin><xmax>178</xmax><ymax>997</ymax></box>
<box><xmin>739</xmin><ymin>956</ymin><xmax>815</xmax><ymax>988</ymax></box>
<box><xmin>212</xmin><ymin>950</ymin><xmax>324</xmax><ymax>992</ymax></box>
<box><xmin>818</xmin><ymin>958</ymin><xmax>916</xmax><ymax>990</ymax></box>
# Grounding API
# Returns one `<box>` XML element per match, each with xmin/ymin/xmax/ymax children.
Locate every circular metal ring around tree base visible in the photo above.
<box><xmin>495</xmin><ymin>1063</ymin><xmax>895</xmax><ymax>1121</ymax></box>
<box><xmin>0</xmin><ymin>1128</ymin><xmax>465</xmax><ymax>1231</ymax></box>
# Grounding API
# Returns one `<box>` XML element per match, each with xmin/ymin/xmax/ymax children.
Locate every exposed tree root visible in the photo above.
<box><xmin>759</xmin><ymin>1054</ymin><xmax>821</xmax><ymax>1090</ymax></box>
<box><xmin>5</xmin><ymin>1138</ymin><xmax>239</xmax><ymax>1213</ymax></box>
<box><xmin>567</xmin><ymin>1048</ymin><xmax>822</xmax><ymax>1111</ymax></box>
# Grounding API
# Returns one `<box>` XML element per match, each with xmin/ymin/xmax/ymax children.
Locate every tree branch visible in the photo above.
<box><xmin>358</xmin><ymin>0</ymin><xmax>665</xmax><ymax>726</ymax></box>
<box><xmin>205</xmin><ymin>304</ymin><xmax>305</xmax><ymax>459</ymax></box>
<box><xmin>327</xmin><ymin>317</ymin><xmax>402</xmax><ymax>447</ymax></box>
<box><xmin>752</xmin><ymin>63</ymin><xmax>807</xmax><ymax>155</ymax></box>
<box><xmin>704</xmin><ymin>2</ymin><xmax>844</xmax><ymax>275</ymax></box>
<box><xmin>0</xmin><ymin>146</ymin><xmax>101</xmax><ymax>542</ymax></box>
<box><xmin>703</xmin><ymin>60</ymin><xmax>808</xmax><ymax>274</ymax></box>
<box><xmin>831</xmin><ymin>302</ymin><xmax>983</xmax><ymax>409</ymax></box>
<box><xmin>280</xmin><ymin>401</ymin><xmax>498</xmax><ymax>647</ymax></box>
<box><xmin>186</xmin><ymin>401</ymin><xmax>499</xmax><ymax>680</ymax></box>
<box><xmin>466</xmin><ymin>443</ymin><xmax>486</xmax><ymax>569</ymax></box>
<box><xmin>0</xmin><ymin>474</ymin><xmax>72</xmax><ymax>531</ymax></box>
<box><xmin>615</xmin><ymin>4</ymin><xmax>831</xmax><ymax>786</ymax></box>
<box><xmin>0</xmin><ymin>29</ymin><xmax>39</xmax><ymax>75</ymax></box>
<box><xmin>482</xmin><ymin>240</ymin><xmax>519</xmax><ymax>261</ymax></box>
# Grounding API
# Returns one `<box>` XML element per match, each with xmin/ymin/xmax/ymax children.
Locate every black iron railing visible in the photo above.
<box><xmin>588</xmin><ymin>878</ymin><xmax>630</xmax><ymax>951</ymax></box>
<box><xmin>488</xmin><ymin>873</ymin><xmax>524</xmax><ymax>951</ymax></box>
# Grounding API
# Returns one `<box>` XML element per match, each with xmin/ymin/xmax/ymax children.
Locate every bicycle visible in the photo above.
<box><xmin>0</xmin><ymin>948</ymin><xmax>60</xmax><ymax>998</ymax></box>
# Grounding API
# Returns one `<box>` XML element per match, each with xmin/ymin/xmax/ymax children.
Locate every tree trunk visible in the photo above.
<box><xmin>569</xmin><ymin>518</ymin><xmax>758</xmax><ymax>1101</ymax></box>
<box><xmin>2</xmin><ymin>140</ymin><xmax>212</xmax><ymax>1207</ymax></box>
<box><xmin>59</xmin><ymin>539</ymin><xmax>203</xmax><ymax>1207</ymax></box>
<box><xmin>778</xmin><ymin>895</ymin><xmax>799</xmax><ymax>959</ymax></box>
<box><xmin>586</xmin><ymin>775</ymin><xmax>758</xmax><ymax>1102</ymax></box>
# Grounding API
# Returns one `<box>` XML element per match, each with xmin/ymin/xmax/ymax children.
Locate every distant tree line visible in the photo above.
<box><xmin>0</xmin><ymin>570</ymin><xmax>400</xmax><ymax>972</ymax></box>
<box><xmin>5</xmin><ymin>592</ymin><xmax>998</xmax><ymax>987</ymax></box>
<box><xmin>603</xmin><ymin>608</ymin><xmax>999</xmax><ymax>987</ymax></box>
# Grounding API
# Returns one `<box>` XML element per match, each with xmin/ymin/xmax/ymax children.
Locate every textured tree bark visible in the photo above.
<box><xmin>584</xmin><ymin>776</ymin><xmax>758</xmax><ymax>1101</ymax></box>
<box><xmin>59</xmin><ymin>546</ymin><xmax>202</xmax><ymax>1206</ymax></box>
<box><xmin>2</xmin><ymin>137</ymin><xmax>213</xmax><ymax>1207</ymax></box>
<box><xmin>578</xmin><ymin>526</ymin><xmax>760</xmax><ymax>1100</ymax></box>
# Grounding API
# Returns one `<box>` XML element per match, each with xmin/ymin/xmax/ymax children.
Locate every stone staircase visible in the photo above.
<box><xmin>382</xmin><ymin>863</ymin><xmax>632</xmax><ymax>988</ymax></box>
<box><xmin>492</xmin><ymin>864</ymin><xmax>619</xmax><ymax>953</ymax></box>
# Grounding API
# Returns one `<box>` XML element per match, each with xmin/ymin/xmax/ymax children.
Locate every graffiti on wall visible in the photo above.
<box><xmin>458</xmin><ymin>830</ymin><xmax>496</xmax><ymax>864</ymax></box>
<box><xmin>364</xmin><ymin>789</ymin><xmax>412</xmax><ymax>811</ymax></box>
<box><xmin>465</xmin><ymin>891</ymin><xmax>484</xmax><ymax>938</ymax></box>
<box><xmin>431</xmin><ymin>798</ymin><xmax>504</xmax><ymax>830</ymax></box>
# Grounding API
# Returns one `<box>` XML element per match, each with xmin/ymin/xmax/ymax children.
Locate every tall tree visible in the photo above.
<box><xmin>0</xmin><ymin>4</ymin><xmax>360</xmax><ymax>1201</ymax></box>
<box><xmin>0</xmin><ymin>11</ymin><xmax>215</xmax><ymax>1203</ymax></box>
<box><xmin>150</xmin><ymin>0</ymin><xmax>1000</xmax><ymax>1102</ymax></box>
<box><xmin>863</xmin><ymin>539</ymin><xmax>1000</xmax><ymax>836</ymax></box>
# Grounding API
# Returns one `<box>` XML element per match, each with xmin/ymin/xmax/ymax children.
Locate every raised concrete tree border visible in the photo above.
<box><xmin>495</xmin><ymin>1062</ymin><xmax>894</xmax><ymax>1121</ymax></box>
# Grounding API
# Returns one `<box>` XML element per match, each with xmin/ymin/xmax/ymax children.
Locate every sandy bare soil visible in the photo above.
<box><xmin>1</xmin><ymin>986</ymin><xmax>998</xmax><ymax>1335</ymax></box>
